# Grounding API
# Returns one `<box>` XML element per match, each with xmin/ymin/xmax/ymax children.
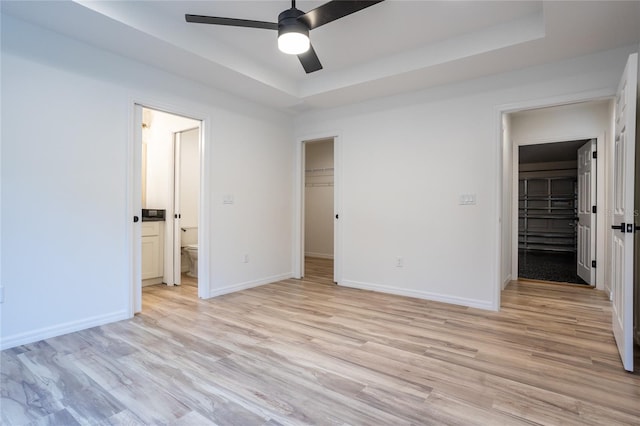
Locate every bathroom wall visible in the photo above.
<box><xmin>305</xmin><ymin>139</ymin><xmax>334</xmax><ymax>259</ymax></box>
<box><xmin>180</xmin><ymin>127</ymin><xmax>200</xmax><ymax>231</ymax></box>
<box><xmin>144</xmin><ymin>108</ymin><xmax>199</xmax><ymax>211</ymax></box>
<box><xmin>180</xmin><ymin>127</ymin><xmax>199</xmax><ymax>272</ymax></box>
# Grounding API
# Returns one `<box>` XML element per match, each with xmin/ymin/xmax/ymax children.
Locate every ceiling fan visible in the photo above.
<box><xmin>185</xmin><ymin>0</ymin><xmax>385</xmax><ymax>74</ymax></box>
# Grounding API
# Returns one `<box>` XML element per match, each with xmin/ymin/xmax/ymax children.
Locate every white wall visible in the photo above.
<box><xmin>501</xmin><ymin>113</ymin><xmax>513</xmax><ymax>288</ymax></box>
<box><xmin>144</xmin><ymin>108</ymin><xmax>199</xmax><ymax>211</ymax></box>
<box><xmin>510</xmin><ymin>101</ymin><xmax>612</xmax><ymax>145</ymax></box>
<box><xmin>295</xmin><ymin>45</ymin><xmax>637</xmax><ymax>310</ymax></box>
<box><xmin>305</xmin><ymin>140</ymin><xmax>334</xmax><ymax>258</ymax></box>
<box><xmin>0</xmin><ymin>15</ymin><xmax>293</xmax><ymax>349</ymax></box>
<box><xmin>635</xmin><ymin>41</ymin><xmax>640</xmax><ymax>344</ymax></box>
<box><xmin>180</xmin><ymin>128</ymin><xmax>200</xmax><ymax>230</ymax></box>
<box><xmin>510</xmin><ymin>101</ymin><xmax>613</xmax><ymax>292</ymax></box>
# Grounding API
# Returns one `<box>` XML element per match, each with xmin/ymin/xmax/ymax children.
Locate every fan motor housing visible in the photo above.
<box><xmin>278</xmin><ymin>7</ymin><xmax>309</xmax><ymax>38</ymax></box>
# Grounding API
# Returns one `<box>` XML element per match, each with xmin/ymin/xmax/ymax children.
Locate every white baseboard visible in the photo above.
<box><xmin>340</xmin><ymin>279</ymin><xmax>494</xmax><ymax>311</ymax></box>
<box><xmin>502</xmin><ymin>273</ymin><xmax>512</xmax><ymax>290</ymax></box>
<box><xmin>207</xmin><ymin>273</ymin><xmax>293</xmax><ymax>298</ymax></box>
<box><xmin>0</xmin><ymin>310</ymin><xmax>130</xmax><ymax>350</ymax></box>
<box><xmin>305</xmin><ymin>252</ymin><xmax>334</xmax><ymax>260</ymax></box>
<box><xmin>142</xmin><ymin>277</ymin><xmax>163</xmax><ymax>287</ymax></box>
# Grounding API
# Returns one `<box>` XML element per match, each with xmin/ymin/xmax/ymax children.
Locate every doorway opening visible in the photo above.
<box><xmin>499</xmin><ymin>53</ymin><xmax>637</xmax><ymax>372</ymax></box>
<box><xmin>517</xmin><ymin>139</ymin><xmax>595</xmax><ymax>285</ymax></box>
<box><xmin>302</xmin><ymin>138</ymin><xmax>335</xmax><ymax>284</ymax></box>
<box><xmin>502</xmin><ymin>98</ymin><xmax>612</xmax><ymax>294</ymax></box>
<box><xmin>139</xmin><ymin>106</ymin><xmax>201</xmax><ymax>303</ymax></box>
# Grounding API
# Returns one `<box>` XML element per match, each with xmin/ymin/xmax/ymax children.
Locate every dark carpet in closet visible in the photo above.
<box><xmin>518</xmin><ymin>250</ymin><xmax>587</xmax><ymax>285</ymax></box>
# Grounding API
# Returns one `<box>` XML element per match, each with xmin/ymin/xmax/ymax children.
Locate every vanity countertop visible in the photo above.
<box><xmin>141</xmin><ymin>208</ymin><xmax>166</xmax><ymax>222</ymax></box>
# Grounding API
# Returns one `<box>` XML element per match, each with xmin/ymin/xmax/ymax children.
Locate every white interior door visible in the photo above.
<box><xmin>173</xmin><ymin>132</ymin><xmax>182</xmax><ymax>286</ymax></box>
<box><xmin>332</xmin><ymin>137</ymin><xmax>339</xmax><ymax>284</ymax></box>
<box><xmin>577</xmin><ymin>139</ymin><xmax>596</xmax><ymax>284</ymax></box>
<box><xmin>133</xmin><ymin>104</ymin><xmax>143</xmax><ymax>313</ymax></box>
<box><xmin>611</xmin><ymin>53</ymin><xmax>637</xmax><ymax>372</ymax></box>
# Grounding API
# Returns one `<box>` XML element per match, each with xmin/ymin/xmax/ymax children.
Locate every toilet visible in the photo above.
<box><xmin>185</xmin><ymin>244</ymin><xmax>198</xmax><ymax>278</ymax></box>
<box><xmin>181</xmin><ymin>227</ymin><xmax>198</xmax><ymax>278</ymax></box>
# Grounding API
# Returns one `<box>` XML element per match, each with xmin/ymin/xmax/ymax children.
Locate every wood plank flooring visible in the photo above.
<box><xmin>2</xmin><ymin>257</ymin><xmax>639</xmax><ymax>425</ymax></box>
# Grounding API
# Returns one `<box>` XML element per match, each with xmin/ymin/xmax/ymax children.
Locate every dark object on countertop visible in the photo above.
<box><xmin>142</xmin><ymin>209</ymin><xmax>166</xmax><ymax>222</ymax></box>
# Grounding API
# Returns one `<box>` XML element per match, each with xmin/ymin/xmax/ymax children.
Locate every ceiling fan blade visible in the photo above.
<box><xmin>185</xmin><ymin>14</ymin><xmax>278</xmax><ymax>30</ymax></box>
<box><xmin>299</xmin><ymin>0</ymin><xmax>384</xmax><ymax>30</ymax></box>
<box><xmin>298</xmin><ymin>44</ymin><xmax>323</xmax><ymax>74</ymax></box>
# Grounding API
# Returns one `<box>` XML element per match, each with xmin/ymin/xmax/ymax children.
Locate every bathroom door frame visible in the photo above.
<box><xmin>128</xmin><ymin>100</ymin><xmax>211</xmax><ymax>315</ymax></box>
<box><xmin>172</xmin><ymin>126</ymin><xmax>201</xmax><ymax>286</ymax></box>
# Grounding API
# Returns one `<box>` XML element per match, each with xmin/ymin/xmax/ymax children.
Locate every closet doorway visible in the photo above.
<box><xmin>518</xmin><ymin>139</ymin><xmax>596</xmax><ymax>285</ymax></box>
<box><xmin>302</xmin><ymin>138</ymin><xmax>336</xmax><ymax>284</ymax></box>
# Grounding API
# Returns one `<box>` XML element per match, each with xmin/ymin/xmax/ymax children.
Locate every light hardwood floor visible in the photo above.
<box><xmin>2</xmin><ymin>257</ymin><xmax>639</xmax><ymax>425</ymax></box>
<box><xmin>181</xmin><ymin>273</ymin><xmax>198</xmax><ymax>288</ymax></box>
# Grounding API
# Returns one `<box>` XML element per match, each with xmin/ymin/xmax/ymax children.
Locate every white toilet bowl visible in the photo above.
<box><xmin>185</xmin><ymin>244</ymin><xmax>198</xmax><ymax>277</ymax></box>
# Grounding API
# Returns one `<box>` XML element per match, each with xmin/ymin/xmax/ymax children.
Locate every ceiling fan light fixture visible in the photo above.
<box><xmin>277</xmin><ymin>7</ymin><xmax>310</xmax><ymax>55</ymax></box>
<box><xmin>278</xmin><ymin>31</ymin><xmax>310</xmax><ymax>55</ymax></box>
<box><xmin>186</xmin><ymin>0</ymin><xmax>386</xmax><ymax>73</ymax></box>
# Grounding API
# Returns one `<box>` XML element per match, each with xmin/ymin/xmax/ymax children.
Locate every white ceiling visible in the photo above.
<box><xmin>519</xmin><ymin>139</ymin><xmax>588</xmax><ymax>164</ymax></box>
<box><xmin>2</xmin><ymin>1</ymin><xmax>639</xmax><ymax>112</ymax></box>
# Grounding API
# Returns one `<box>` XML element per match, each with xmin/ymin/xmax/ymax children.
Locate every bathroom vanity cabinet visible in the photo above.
<box><xmin>142</xmin><ymin>221</ymin><xmax>164</xmax><ymax>285</ymax></box>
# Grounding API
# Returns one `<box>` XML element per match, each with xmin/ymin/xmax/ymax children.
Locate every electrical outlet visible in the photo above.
<box><xmin>396</xmin><ymin>256</ymin><xmax>403</xmax><ymax>267</ymax></box>
<box><xmin>243</xmin><ymin>254</ymin><xmax>249</xmax><ymax>263</ymax></box>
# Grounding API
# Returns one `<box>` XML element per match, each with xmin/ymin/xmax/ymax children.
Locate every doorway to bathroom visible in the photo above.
<box><xmin>138</xmin><ymin>106</ymin><xmax>202</xmax><ymax>300</ymax></box>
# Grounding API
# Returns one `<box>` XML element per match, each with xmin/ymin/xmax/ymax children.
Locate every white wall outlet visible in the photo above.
<box><xmin>396</xmin><ymin>256</ymin><xmax>403</xmax><ymax>267</ymax></box>
<box><xmin>243</xmin><ymin>254</ymin><xmax>249</xmax><ymax>263</ymax></box>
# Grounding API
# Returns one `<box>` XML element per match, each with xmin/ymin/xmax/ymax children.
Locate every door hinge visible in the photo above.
<box><xmin>592</xmin><ymin>260</ymin><xmax>596</xmax><ymax>268</ymax></box>
<box><xmin>592</xmin><ymin>205</ymin><xmax>597</xmax><ymax>214</ymax></box>
<box><xmin>592</xmin><ymin>151</ymin><xmax>597</xmax><ymax>159</ymax></box>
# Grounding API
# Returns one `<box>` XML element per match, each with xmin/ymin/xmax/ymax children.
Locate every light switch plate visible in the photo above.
<box><xmin>459</xmin><ymin>194</ymin><xmax>477</xmax><ymax>205</ymax></box>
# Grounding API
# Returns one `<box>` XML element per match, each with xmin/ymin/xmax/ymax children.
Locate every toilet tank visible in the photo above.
<box><xmin>181</xmin><ymin>227</ymin><xmax>198</xmax><ymax>246</ymax></box>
